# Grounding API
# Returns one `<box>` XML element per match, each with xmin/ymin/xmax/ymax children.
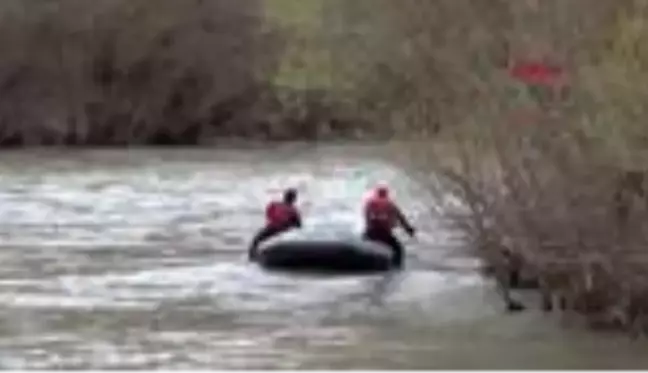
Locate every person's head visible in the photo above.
<box><xmin>283</xmin><ymin>188</ymin><xmax>298</xmax><ymax>205</ymax></box>
<box><xmin>375</xmin><ymin>184</ymin><xmax>389</xmax><ymax>199</ymax></box>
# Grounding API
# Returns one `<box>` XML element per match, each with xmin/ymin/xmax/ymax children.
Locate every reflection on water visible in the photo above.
<box><xmin>0</xmin><ymin>146</ymin><xmax>645</xmax><ymax>369</ymax></box>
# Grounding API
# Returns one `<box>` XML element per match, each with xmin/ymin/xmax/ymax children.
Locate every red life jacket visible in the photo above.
<box><xmin>265</xmin><ymin>201</ymin><xmax>297</xmax><ymax>228</ymax></box>
<box><xmin>364</xmin><ymin>195</ymin><xmax>397</xmax><ymax>230</ymax></box>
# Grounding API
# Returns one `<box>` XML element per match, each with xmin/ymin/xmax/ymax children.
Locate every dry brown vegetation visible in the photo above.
<box><xmin>0</xmin><ymin>0</ymin><xmax>368</xmax><ymax>145</ymax></box>
<box><xmin>369</xmin><ymin>0</ymin><xmax>648</xmax><ymax>335</ymax></box>
<box><xmin>0</xmin><ymin>0</ymin><xmax>276</xmax><ymax>145</ymax></box>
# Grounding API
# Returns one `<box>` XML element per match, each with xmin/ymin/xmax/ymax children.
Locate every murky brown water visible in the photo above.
<box><xmin>0</xmin><ymin>144</ymin><xmax>646</xmax><ymax>369</ymax></box>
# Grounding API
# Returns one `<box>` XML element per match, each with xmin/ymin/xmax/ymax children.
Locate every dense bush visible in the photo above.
<box><xmin>0</xmin><ymin>0</ymin><xmax>284</xmax><ymax>145</ymax></box>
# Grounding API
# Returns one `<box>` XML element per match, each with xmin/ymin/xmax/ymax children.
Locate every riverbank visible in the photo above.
<box><xmin>0</xmin><ymin>1</ymin><xmax>382</xmax><ymax>147</ymax></box>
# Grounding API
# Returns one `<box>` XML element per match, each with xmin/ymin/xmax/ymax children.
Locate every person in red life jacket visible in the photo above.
<box><xmin>362</xmin><ymin>185</ymin><xmax>415</xmax><ymax>267</ymax></box>
<box><xmin>248</xmin><ymin>188</ymin><xmax>302</xmax><ymax>260</ymax></box>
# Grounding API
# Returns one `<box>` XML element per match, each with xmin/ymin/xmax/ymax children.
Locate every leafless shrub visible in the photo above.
<box><xmin>0</xmin><ymin>0</ymin><xmax>285</xmax><ymax>145</ymax></box>
<box><xmin>370</xmin><ymin>0</ymin><xmax>648</xmax><ymax>334</ymax></box>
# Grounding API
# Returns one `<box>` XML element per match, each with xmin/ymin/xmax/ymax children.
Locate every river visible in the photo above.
<box><xmin>0</xmin><ymin>144</ymin><xmax>646</xmax><ymax>369</ymax></box>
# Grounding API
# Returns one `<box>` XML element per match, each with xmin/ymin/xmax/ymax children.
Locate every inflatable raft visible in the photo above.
<box><xmin>253</xmin><ymin>224</ymin><xmax>396</xmax><ymax>273</ymax></box>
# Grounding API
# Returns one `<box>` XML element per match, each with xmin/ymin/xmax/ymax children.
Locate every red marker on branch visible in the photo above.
<box><xmin>509</xmin><ymin>61</ymin><xmax>565</xmax><ymax>86</ymax></box>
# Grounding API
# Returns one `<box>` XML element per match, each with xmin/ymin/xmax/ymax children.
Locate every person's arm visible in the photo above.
<box><xmin>290</xmin><ymin>209</ymin><xmax>302</xmax><ymax>229</ymax></box>
<box><xmin>294</xmin><ymin>212</ymin><xmax>302</xmax><ymax>228</ymax></box>
<box><xmin>363</xmin><ymin>203</ymin><xmax>372</xmax><ymax>222</ymax></box>
<box><xmin>394</xmin><ymin>205</ymin><xmax>415</xmax><ymax>236</ymax></box>
<box><xmin>265</xmin><ymin>202</ymin><xmax>276</xmax><ymax>224</ymax></box>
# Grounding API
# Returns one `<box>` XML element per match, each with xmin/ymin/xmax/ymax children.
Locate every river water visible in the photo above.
<box><xmin>0</xmin><ymin>144</ymin><xmax>646</xmax><ymax>369</ymax></box>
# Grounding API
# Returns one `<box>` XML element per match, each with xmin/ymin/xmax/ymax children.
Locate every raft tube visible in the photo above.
<box><xmin>254</xmin><ymin>224</ymin><xmax>395</xmax><ymax>273</ymax></box>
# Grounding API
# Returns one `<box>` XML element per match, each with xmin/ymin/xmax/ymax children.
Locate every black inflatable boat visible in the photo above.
<box><xmin>252</xmin><ymin>224</ymin><xmax>396</xmax><ymax>273</ymax></box>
